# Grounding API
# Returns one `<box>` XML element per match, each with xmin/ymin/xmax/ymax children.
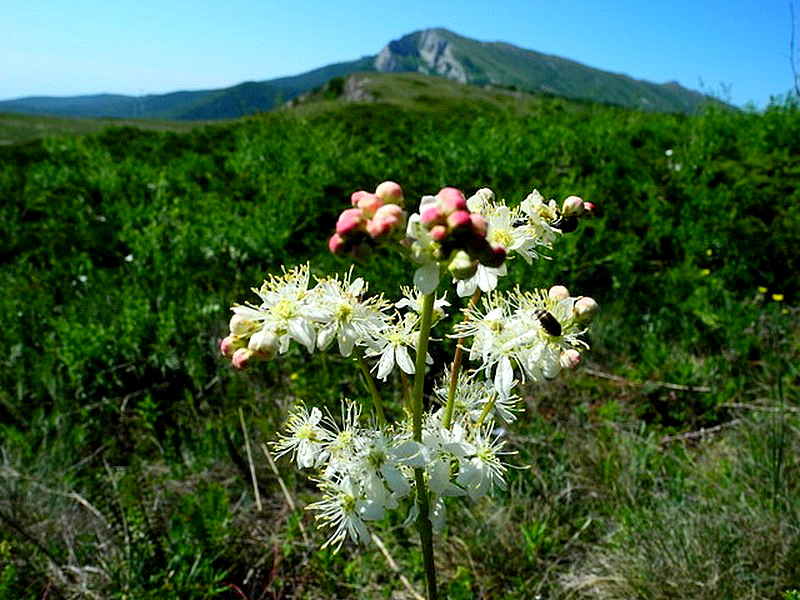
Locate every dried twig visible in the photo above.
<box><xmin>659</xmin><ymin>419</ymin><xmax>742</xmax><ymax>445</ymax></box>
<box><xmin>372</xmin><ymin>533</ymin><xmax>425</xmax><ymax>600</ymax></box>
<box><xmin>260</xmin><ymin>443</ymin><xmax>308</xmax><ymax>543</ymax></box>
<box><xmin>239</xmin><ymin>407</ymin><xmax>262</xmax><ymax>512</ymax></box>
<box><xmin>721</xmin><ymin>401</ymin><xmax>800</xmax><ymax>413</ymax></box>
<box><xmin>583</xmin><ymin>367</ymin><xmax>711</xmax><ymax>393</ymax></box>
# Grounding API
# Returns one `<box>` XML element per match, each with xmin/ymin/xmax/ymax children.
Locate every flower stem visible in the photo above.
<box><xmin>442</xmin><ymin>288</ymin><xmax>482</xmax><ymax>429</ymax></box>
<box><xmin>355</xmin><ymin>353</ymin><xmax>387</xmax><ymax>426</ymax></box>
<box><xmin>412</xmin><ymin>292</ymin><xmax>437</xmax><ymax>599</ymax></box>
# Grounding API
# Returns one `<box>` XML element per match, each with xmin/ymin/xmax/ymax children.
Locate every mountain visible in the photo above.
<box><xmin>0</xmin><ymin>28</ymin><xmax>716</xmax><ymax>120</ymax></box>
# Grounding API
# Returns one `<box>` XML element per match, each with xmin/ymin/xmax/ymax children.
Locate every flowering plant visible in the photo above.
<box><xmin>221</xmin><ymin>181</ymin><xmax>596</xmax><ymax>598</ymax></box>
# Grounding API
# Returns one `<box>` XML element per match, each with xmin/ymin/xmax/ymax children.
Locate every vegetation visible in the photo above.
<box><xmin>0</xmin><ymin>89</ymin><xmax>798</xmax><ymax>599</ymax></box>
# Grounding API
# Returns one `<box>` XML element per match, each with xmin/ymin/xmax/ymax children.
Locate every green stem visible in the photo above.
<box><xmin>356</xmin><ymin>353</ymin><xmax>387</xmax><ymax>426</ymax></box>
<box><xmin>442</xmin><ymin>288</ymin><xmax>482</xmax><ymax>429</ymax></box>
<box><xmin>411</xmin><ymin>292</ymin><xmax>437</xmax><ymax>599</ymax></box>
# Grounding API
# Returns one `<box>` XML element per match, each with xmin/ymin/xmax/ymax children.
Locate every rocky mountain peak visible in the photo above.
<box><xmin>374</xmin><ymin>28</ymin><xmax>468</xmax><ymax>83</ymax></box>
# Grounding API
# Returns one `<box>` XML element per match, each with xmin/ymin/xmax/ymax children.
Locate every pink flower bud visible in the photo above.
<box><xmin>368</xmin><ymin>204</ymin><xmax>405</xmax><ymax>239</ymax></box>
<box><xmin>421</xmin><ymin>205</ymin><xmax>445</xmax><ymax>227</ymax></box>
<box><xmin>436</xmin><ymin>187</ymin><xmax>467</xmax><ymax>214</ymax></box>
<box><xmin>328</xmin><ymin>232</ymin><xmax>346</xmax><ymax>254</ymax></box>
<box><xmin>560</xmin><ymin>348</ymin><xmax>581</xmax><ymax>369</ymax></box>
<box><xmin>231</xmin><ymin>348</ymin><xmax>254</xmax><ymax>370</ymax></box>
<box><xmin>429</xmin><ymin>224</ymin><xmax>448</xmax><ymax>241</ymax></box>
<box><xmin>336</xmin><ymin>208</ymin><xmax>366</xmax><ymax>235</ymax></box>
<box><xmin>583</xmin><ymin>201</ymin><xmax>596</xmax><ymax>216</ymax></box>
<box><xmin>350</xmin><ymin>190</ymin><xmax>370</xmax><ymax>207</ymax></box>
<box><xmin>469</xmin><ymin>213</ymin><xmax>489</xmax><ymax>237</ymax></box>
<box><xmin>374</xmin><ymin>180</ymin><xmax>404</xmax><ymax>206</ymax></box>
<box><xmin>446</xmin><ymin>209</ymin><xmax>472</xmax><ymax>231</ymax></box>
<box><xmin>573</xmin><ymin>296</ymin><xmax>598</xmax><ymax>321</ymax></box>
<box><xmin>356</xmin><ymin>193</ymin><xmax>383</xmax><ymax>217</ymax></box>
<box><xmin>548</xmin><ymin>285</ymin><xmax>570</xmax><ymax>301</ymax></box>
<box><xmin>562</xmin><ymin>195</ymin><xmax>584</xmax><ymax>217</ymax></box>
<box><xmin>220</xmin><ymin>334</ymin><xmax>244</xmax><ymax>358</ymax></box>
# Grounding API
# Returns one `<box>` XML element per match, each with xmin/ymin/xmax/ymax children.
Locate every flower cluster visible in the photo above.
<box><xmin>329</xmin><ymin>181</ymin><xmax>407</xmax><ymax>258</ymax></box>
<box><xmin>273</xmin><ymin>401</ymin><xmax>511</xmax><ymax>550</ymax></box>
<box><xmin>225</xmin><ymin>181</ymin><xmax>598</xmax><ymax>553</ymax></box>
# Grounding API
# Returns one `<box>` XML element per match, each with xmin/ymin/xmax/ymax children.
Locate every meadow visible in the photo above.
<box><xmin>1</xmin><ymin>90</ymin><xmax>799</xmax><ymax>599</ymax></box>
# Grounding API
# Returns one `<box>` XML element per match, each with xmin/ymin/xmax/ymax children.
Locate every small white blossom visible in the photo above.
<box><xmin>308</xmin><ymin>268</ymin><xmax>391</xmax><ymax>356</ymax></box>
<box><xmin>272</xmin><ymin>404</ymin><xmax>330</xmax><ymax>469</ymax></box>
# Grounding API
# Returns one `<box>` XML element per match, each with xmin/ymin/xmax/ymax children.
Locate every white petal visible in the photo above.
<box><xmin>395</xmin><ymin>346</ymin><xmax>415</xmax><ymax>375</ymax></box>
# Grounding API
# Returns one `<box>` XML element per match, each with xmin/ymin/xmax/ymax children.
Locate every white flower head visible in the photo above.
<box><xmin>308</xmin><ymin>268</ymin><xmax>391</xmax><ymax>357</ymax></box>
<box><xmin>272</xmin><ymin>404</ymin><xmax>331</xmax><ymax>469</ymax></box>
<box><xmin>232</xmin><ymin>263</ymin><xmax>317</xmax><ymax>353</ymax></box>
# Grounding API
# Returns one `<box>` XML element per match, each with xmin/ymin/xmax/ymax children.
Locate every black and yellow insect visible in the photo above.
<box><xmin>535</xmin><ymin>309</ymin><xmax>562</xmax><ymax>337</ymax></box>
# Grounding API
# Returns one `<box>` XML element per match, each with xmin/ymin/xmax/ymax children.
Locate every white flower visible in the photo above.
<box><xmin>232</xmin><ymin>263</ymin><xmax>317</xmax><ymax>353</ymax></box>
<box><xmin>455</xmin><ymin>263</ymin><xmax>507</xmax><ymax>297</ymax></box>
<box><xmin>306</xmin><ymin>476</ymin><xmax>373</xmax><ymax>551</ymax></box>
<box><xmin>395</xmin><ymin>286</ymin><xmax>450</xmax><ymax>323</ymax></box>
<box><xmin>455</xmin><ymin>425</ymin><xmax>510</xmax><ymax>500</ymax></box>
<box><xmin>272</xmin><ymin>404</ymin><xmax>330</xmax><ymax>469</ymax></box>
<box><xmin>366</xmin><ymin>315</ymin><xmax>418</xmax><ymax>380</ymax></box>
<box><xmin>308</xmin><ymin>268</ymin><xmax>391</xmax><ymax>357</ymax></box>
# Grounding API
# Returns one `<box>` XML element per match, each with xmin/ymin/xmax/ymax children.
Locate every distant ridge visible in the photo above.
<box><xmin>0</xmin><ymin>28</ymin><xmax>718</xmax><ymax>120</ymax></box>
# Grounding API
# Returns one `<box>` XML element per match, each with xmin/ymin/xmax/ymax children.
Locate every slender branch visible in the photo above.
<box><xmin>355</xmin><ymin>352</ymin><xmax>387</xmax><ymax>425</ymax></box>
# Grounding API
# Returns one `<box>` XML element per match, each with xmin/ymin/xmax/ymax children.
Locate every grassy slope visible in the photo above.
<box><xmin>0</xmin><ymin>91</ymin><xmax>798</xmax><ymax>599</ymax></box>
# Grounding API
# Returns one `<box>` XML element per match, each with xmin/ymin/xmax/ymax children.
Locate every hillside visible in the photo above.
<box><xmin>0</xmin><ymin>28</ymin><xmax>718</xmax><ymax>120</ymax></box>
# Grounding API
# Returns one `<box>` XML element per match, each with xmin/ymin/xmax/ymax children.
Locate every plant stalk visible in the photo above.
<box><xmin>412</xmin><ymin>292</ymin><xmax>437</xmax><ymax>599</ymax></box>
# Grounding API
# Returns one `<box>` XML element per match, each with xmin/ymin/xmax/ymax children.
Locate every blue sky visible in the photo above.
<box><xmin>1</xmin><ymin>0</ymin><xmax>796</xmax><ymax>107</ymax></box>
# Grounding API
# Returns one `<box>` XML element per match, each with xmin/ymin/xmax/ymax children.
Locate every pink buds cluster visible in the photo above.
<box><xmin>421</xmin><ymin>187</ymin><xmax>506</xmax><ymax>278</ymax></box>
<box><xmin>219</xmin><ymin>314</ymin><xmax>277</xmax><ymax>370</ymax></box>
<box><xmin>328</xmin><ymin>180</ymin><xmax>407</xmax><ymax>257</ymax></box>
<box><xmin>552</xmin><ymin>195</ymin><xmax>596</xmax><ymax>233</ymax></box>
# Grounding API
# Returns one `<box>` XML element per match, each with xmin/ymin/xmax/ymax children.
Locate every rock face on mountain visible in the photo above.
<box><xmin>375</xmin><ymin>29</ymin><xmax>468</xmax><ymax>83</ymax></box>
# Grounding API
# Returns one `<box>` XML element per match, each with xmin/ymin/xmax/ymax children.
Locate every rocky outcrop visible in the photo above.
<box><xmin>374</xmin><ymin>29</ymin><xmax>467</xmax><ymax>83</ymax></box>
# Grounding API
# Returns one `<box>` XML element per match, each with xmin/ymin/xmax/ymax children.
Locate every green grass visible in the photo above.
<box><xmin>0</xmin><ymin>93</ymin><xmax>798</xmax><ymax>598</ymax></box>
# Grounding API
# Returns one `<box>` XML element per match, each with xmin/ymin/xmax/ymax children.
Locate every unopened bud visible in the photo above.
<box><xmin>583</xmin><ymin>201</ymin><xmax>595</xmax><ymax>216</ymax></box>
<box><xmin>336</xmin><ymin>208</ymin><xmax>366</xmax><ymax>235</ymax></box>
<box><xmin>573</xmin><ymin>296</ymin><xmax>598</xmax><ymax>321</ymax></box>
<box><xmin>350</xmin><ymin>190</ymin><xmax>370</xmax><ymax>207</ymax></box>
<box><xmin>548</xmin><ymin>285</ymin><xmax>570</xmax><ymax>301</ymax></box>
<box><xmin>481</xmin><ymin>244</ymin><xmax>507</xmax><ymax>268</ymax></box>
<box><xmin>469</xmin><ymin>213</ymin><xmax>489</xmax><ymax>237</ymax></box>
<box><xmin>429</xmin><ymin>224</ymin><xmax>448</xmax><ymax>242</ymax></box>
<box><xmin>562</xmin><ymin>195</ymin><xmax>584</xmax><ymax>217</ymax></box>
<box><xmin>421</xmin><ymin>205</ymin><xmax>445</xmax><ymax>227</ymax></box>
<box><xmin>436</xmin><ymin>187</ymin><xmax>467</xmax><ymax>214</ymax></box>
<box><xmin>248</xmin><ymin>328</ymin><xmax>279</xmax><ymax>359</ymax></box>
<box><xmin>375</xmin><ymin>180</ymin><xmax>404</xmax><ymax>207</ymax></box>
<box><xmin>328</xmin><ymin>232</ymin><xmax>346</xmax><ymax>254</ymax></box>
<box><xmin>448</xmin><ymin>250</ymin><xmax>478</xmax><ymax>280</ymax></box>
<box><xmin>229</xmin><ymin>314</ymin><xmax>258</xmax><ymax>336</ymax></box>
<box><xmin>356</xmin><ymin>193</ymin><xmax>383</xmax><ymax>217</ymax></box>
<box><xmin>231</xmin><ymin>348</ymin><xmax>254</xmax><ymax>370</ymax></box>
<box><xmin>220</xmin><ymin>334</ymin><xmax>244</xmax><ymax>358</ymax></box>
<box><xmin>560</xmin><ymin>348</ymin><xmax>581</xmax><ymax>369</ymax></box>
<box><xmin>446</xmin><ymin>209</ymin><xmax>472</xmax><ymax>231</ymax></box>
<box><xmin>466</xmin><ymin>187</ymin><xmax>495</xmax><ymax>213</ymax></box>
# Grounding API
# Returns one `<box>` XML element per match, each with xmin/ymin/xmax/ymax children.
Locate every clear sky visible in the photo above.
<box><xmin>1</xmin><ymin>0</ymin><xmax>796</xmax><ymax>108</ymax></box>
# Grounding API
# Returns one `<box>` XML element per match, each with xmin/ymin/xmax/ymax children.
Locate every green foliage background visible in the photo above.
<box><xmin>1</xmin><ymin>94</ymin><xmax>799</xmax><ymax>598</ymax></box>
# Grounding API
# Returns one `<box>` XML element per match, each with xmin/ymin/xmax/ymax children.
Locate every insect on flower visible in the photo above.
<box><xmin>534</xmin><ymin>308</ymin><xmax>562</xmax><ymax>337</ymax></box>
